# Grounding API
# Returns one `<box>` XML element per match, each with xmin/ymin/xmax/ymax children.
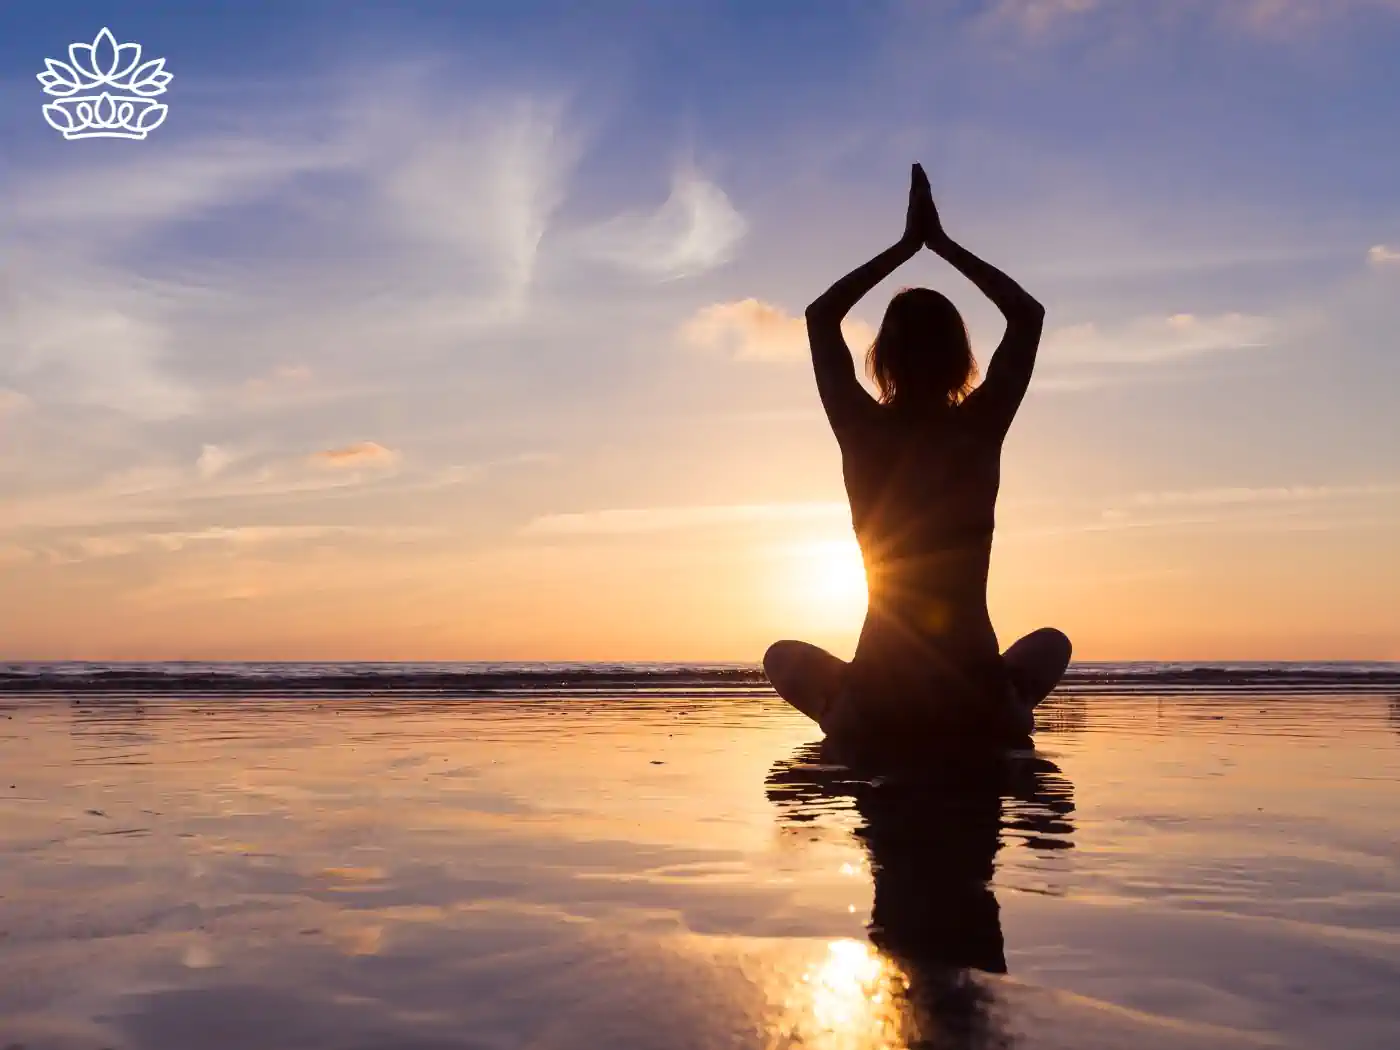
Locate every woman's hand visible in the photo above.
<box><xmin>923</xmin><ymin>195</ymin><xmax>949</xmax><ymax>253</ymax></box>
<box><xmin>901</xmin><ymin>163</ymin><xmax>936</xmax><ymax>248</ymax></box>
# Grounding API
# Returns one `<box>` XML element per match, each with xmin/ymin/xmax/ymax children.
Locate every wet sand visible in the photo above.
<box><xmin>1</xmin><ymin>677</ymin><xmax>1397</xmax><ymax>1049</ymax></box>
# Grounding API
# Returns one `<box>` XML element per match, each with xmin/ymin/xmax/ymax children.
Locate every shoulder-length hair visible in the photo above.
<box><xmin>866</xmin><ymin>287</ymin><xmax>978</xmax><ymax>407</ymax></box>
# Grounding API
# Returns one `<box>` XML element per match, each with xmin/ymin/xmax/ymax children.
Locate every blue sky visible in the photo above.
<box><xmin>1</xmin><ymin>1</ymin><xmax>1398</xmax><ymax>660</ymax></box>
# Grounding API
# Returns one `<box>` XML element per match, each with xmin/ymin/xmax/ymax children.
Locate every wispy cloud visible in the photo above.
<box><xmin>0</xmin><ymin>260</ymin><xmax>202</xmax><ymax>419</ymax></box>
<box><xmin>1042</xmin><ymin>312</ymin><xmax>1272</xmax><ymax>365</ymax></box>
<box><xmin>0</xmin><ymin>129</ymin><xmax>344</xmax><ymax>420</ymax></box>
<box><xmin>1126</xmin><ymin>482</ymin><xmax>1400</xmax><ymax>507</ymax></box>
<box><xmin>989</xmin><ymin>0</ymin><xmax>1099</xmax><ymax>34</ymax></box>
<box><xmin>381</xmin><ymin>93</ymin><xmax>581</xmax><ymax>312</ymax></box>
<box><xmin>0</xmin><ymin>451</ymin><xmax>478</xmax><ymax>535</ymax></box>
<box><xmin>989</xmin><ymin>0</ymin><xmax>1400</xmax><ymax>35</ymax></box>
<box><xmin>6</xmin><ymin>138</ymin><xmax>352</xmax><ymax>245</ymax></box>
<box><xmin>196</xmin><ymin>444</ymin><xmax>236</xmax><ymax>480</ymax></box>
<box><xmin>1027</xmin><ymin>375</ymin><xmax>1119</xmax><ymax>393</ymax></box>
<box><xmin>70</xmin><ymin>525</ymin><xmax>444</xmax><ymax>561</ymax></box>
<box><xmin>1002</xmin><ymin>481</ymin><xmax>1400</xmax><ymax>541</ymax></box>
<box><xmin>244</xmin><ymin>364</ymin><xmax>313</xmax><ymax>393</ymax></box>
<box><xmin>522</xmin><ymin>501</ymin><xmax>848</xmax><ymax>536</ymax></box>
<box><xmin>310</xmin><ymin>442</ymin><xmax>399</xmax><ymax>469</ymax></box>
<box><xmin>0</xmin><ymin>523</ymin><xmax>448</xmax><ymax>567</ymax></box>
<box><xmin>578</xmin><ymin>164</ymin><xmax>747</xmax><ymax>280</ymax></box>
<box><xmin>0</xmin><ymin>465</ymin><xmax>344</xmax><ymax>534</ymax></box>
<box><xmin>1367</xmin><ymin>244</ymin><xmax>1400</xmax><ymax>266</ymax></box>
<box><xmin>679</xmin><ymin>299</ymin><xmax>875</xmax><ymax>362</ymax></box>
<box><xmin>0</xmin><ymin>77</ymin><xmax>660</xmax><ymax>427</ymax></box>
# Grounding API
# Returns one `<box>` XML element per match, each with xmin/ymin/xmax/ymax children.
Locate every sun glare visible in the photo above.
<box><xmin>772</xmin><ymin>536</ymin><xmax>869</xmax><ymax>640</ymax></box>
<box><xmin>804</xmin><ymin>538</ymin><xmax>869</xmax><ymax>608</ymax></box>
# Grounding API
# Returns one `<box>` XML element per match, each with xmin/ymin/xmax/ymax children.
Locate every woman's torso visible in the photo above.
<box><xmin>838</xmin><ymin>402</ymin><xmax>1006</xmax><ymax>705</ymax></box>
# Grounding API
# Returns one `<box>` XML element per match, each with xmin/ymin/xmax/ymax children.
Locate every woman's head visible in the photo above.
<box><xmin>866</xmin><ymin>287</ymin><xmax>977</xmax><ymax>408</ymax></box>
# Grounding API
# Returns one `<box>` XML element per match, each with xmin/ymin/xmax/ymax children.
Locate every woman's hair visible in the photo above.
<box><xmin>865</xmin><ymin>287</ymin><xmax>978</xmax><ymax>407</ymax></box>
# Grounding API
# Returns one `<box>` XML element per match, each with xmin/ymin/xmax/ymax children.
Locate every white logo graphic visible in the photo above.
<box><xmin>37</xmin><ymin>27</ymin><xmax>172</xmax><ymax>140</ymax></box>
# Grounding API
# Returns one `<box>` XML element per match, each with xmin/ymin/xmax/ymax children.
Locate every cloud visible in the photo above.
<box><xmin>680</xmin><ymin>299</ymin><xmax>876</xmax><ymax>362</ymax></box>
<box><xmin>382</xmin><ymin>93</ymin><xmax>581</xmax><ymax>311</ymax></box>
<box><xmin>988</xmin><ymin>0</ymin><xmax>1400</xmax><ymax>35</ymax></box>
<box><xmin>1127</xmin><ymin>482</ymin><xmax>1400</xmax><ymax>507</ymax></box>
<box><xmin>1367</xmin><ymin>244</ymin><xmax>1400</xmax><ymax>266</ymax></box>
<box><xmin>0</xmin><ymin>450</ymin><xmax>483</xmax><ymax>537</ymax></box>
<box><xmin>240</xmin><ymin>363</ymin><xmax>317</xmax><ymax>406</ymax></box>
<box><xmin>1027</xmin><ymin>375</ymin><xmax>1118</xmax><ymax>393</ymax></box>
<box><xmin>1042</xmin><ymin>312</ymin><xmax>1273</xmax><ymax>365</ymax></box>
<box><xmin>1000</xmin><ymin>481</ymin><xmax>1400</xmax><ymax>542</ymax></box>
<box><xmin>580</xmin><ymin>165</ymin><xmax>747</xmax><ymax>280</ymax></box>
<box><xmin>310</xmin><ymin>442</ymin><xmax>399</xmax><ymax>469</ymax></box>
<box><xmin>521</xmin><ymin>501</ymin><xmax>848</xmax><ymax>536</ymax></box>
<box><xmin>0</xmin><ymin>64</ymin><xmax>750</xmax><ymax>444</ymax></box>
<box><xmin>196</xmin><ymin>444</ymin><xmax>235</xmax><ymax>480</ymax></box>
<box><xmin>0</xmin><ymin>463</ymin><xmax>352</xmax><ymax>535</ymax></box>
<box><xmin>12</xmin><ymin>524</ymin><xmax>447</xmax><ymax>565</ymax></box>
<box><xmin>80</xmin><ymin>525</ymin><xmax>442</xmax><ymax>559</ymax></box>
<box><xmin>989</xmin><ymin>0</ymin><xmax>1100</xmax><ymax>33</ymax></box>
<box><xmin>0</xmin><ymin>263</ymin><xmax>201</xmax><ymax>419</ymax></box>
<box><xmin>6</xmin><ymin>138</ymin><xmax>352</xmax><ymax>242</ymax></box>
<box><xmin>1231</xmin><ymin>0</ymin><xmax>1400</xmax><ymax>31</ymax></box>
<box><xmin>0</xmin><ymin>142</ymin><xmax>343</xmax><ymax>416</ymax></box>
<box><xmin>0</xmin><ymin>128</ymin><xmax>356</xmax><ymax>421</ymax></box>
<box><xmin>0</xmin><ymin>81</ymin><xmax>589</xmax><ymax>424</ymax></box>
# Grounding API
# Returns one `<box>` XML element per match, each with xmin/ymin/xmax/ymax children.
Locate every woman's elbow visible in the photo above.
<box><xmin>1012</xmin><ymin>297</ymin><xmax>1045</xmax><ymax>333</ymax></box>
<box><xmin>805</xmin><ymin>302</ymin><xmax>843</xmax><ymax>333</ymax></box>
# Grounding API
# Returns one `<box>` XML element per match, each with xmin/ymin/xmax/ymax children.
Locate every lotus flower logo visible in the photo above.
<box><xmin>37</xmin><ymin>27</ymin><xmax>173</xmax><ymax>140</ymax></box>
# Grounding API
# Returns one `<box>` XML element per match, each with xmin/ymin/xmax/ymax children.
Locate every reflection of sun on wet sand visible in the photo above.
<box><xmin>767</xmin><ymin>742</ymin><xmax>1076</xmax><ymax>1045</ymax></box>
<box><xmin>788</xmin><ymin>938</ymin><xmax>907</xmax><ymax>1050</ymax></box>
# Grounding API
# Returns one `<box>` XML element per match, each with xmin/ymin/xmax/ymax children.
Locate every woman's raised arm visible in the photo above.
<box><xmin>806</xmin><ymin>164</ymin><xmax>932</xmax><ymax>430</ymax></box>
<box><xmin>926</xmin><ymin>211</ymin><xmax>1045</xmax><ymax>436</ymax></box>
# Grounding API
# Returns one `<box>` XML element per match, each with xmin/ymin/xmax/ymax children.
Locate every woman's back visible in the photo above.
<box><xmin>841</xmin><ymin>401</ymin><xmax>1001</xmax><ymax>562</ymax></box>
<box><xmin>838</xmin><ymin>402</ymin><xmax>1005</xmax><ymax>700</ymax></box>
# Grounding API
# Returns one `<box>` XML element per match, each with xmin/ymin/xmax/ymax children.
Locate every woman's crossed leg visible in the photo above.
<box><xmin>763</xmin><ymin>628</ymin><xmax>1071</xmax><ymax>738</ymax></box>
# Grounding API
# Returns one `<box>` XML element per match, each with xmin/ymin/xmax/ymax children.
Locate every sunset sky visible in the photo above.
<box><xmin>1</xmin><ymin>1</ymin><xmax>1397</xmax><ymax>661</ymax></box>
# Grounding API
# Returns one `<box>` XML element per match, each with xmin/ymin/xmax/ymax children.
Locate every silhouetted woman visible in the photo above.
<box><xmin>765</xmin><ymin>164</ymin><xmax>1071</xmax><ymax>752</ymax></box>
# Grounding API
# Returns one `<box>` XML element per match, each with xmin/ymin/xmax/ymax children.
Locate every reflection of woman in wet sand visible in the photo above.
<box><xmin>766</xmin><ymin>744</ymin><xmax>1075</xmax><ymax>1041</ymax></box>
<box><xmin>766</xmin><ymin>745</ymin><xmax>1075</xmax><ymax>975</ymax></box>
<box><xmin>766</xmin><ymin>164</ymin><xmax>1071</xmax><ymax>751</ymax></box>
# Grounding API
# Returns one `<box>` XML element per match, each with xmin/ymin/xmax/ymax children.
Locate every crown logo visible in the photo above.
<box><xmin>37</xmin><ymin>27</ymin><xmax>172</xmax><ymax>141</ymax></box>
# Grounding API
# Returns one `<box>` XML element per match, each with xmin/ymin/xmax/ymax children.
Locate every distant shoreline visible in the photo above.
<box><xmin>3</xmin><ymin>660</ymin><xmax>1397</xmax><ymax>697</ymax></box>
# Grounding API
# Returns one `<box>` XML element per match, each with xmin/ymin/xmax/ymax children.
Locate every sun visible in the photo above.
<box><xmin>785</xmin><ymin>537</ymin><xmax>869</xmax><ymax>620</ymax></box>
<box><xmin>812</xmin><ymin>538</ymin><xmax>869</xmax><ymax>606</ymax></box>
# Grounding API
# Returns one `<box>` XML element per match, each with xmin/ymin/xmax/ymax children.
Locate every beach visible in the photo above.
<box><xmin>1</xmin><ymin>663</ymin><xmax>1397</xmax><ymax>1049</ymax></box>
